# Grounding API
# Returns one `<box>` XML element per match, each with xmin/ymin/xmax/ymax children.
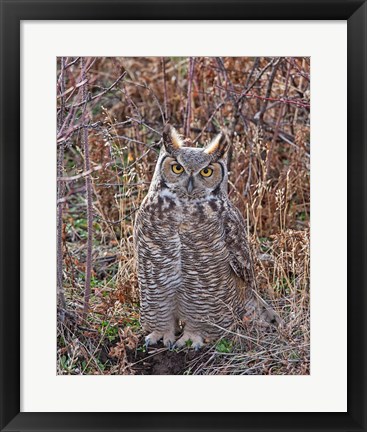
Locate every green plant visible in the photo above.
<box><xmin>216</xmin><ymin>339</ymin><xmax>232</xmax><ymax>353</ymax></box>
<box><xmin>100</xmin><ymin>321</ymin><xmax>119</xmax><ymax>342</ymax></box>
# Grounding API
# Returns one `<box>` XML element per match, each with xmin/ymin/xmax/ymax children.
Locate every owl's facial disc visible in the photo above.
<box><xmin>160</xmin><ymin>126</ymin><xmax>228</xmax><ymax>197</ymax></box>
<box><xmin>161</xmin><ymin>151</ymin><xmax>224</xmax><ymax>198</ymax></box>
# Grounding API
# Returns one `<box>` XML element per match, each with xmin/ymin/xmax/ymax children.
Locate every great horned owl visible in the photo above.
<box><xmin>134</xmin><ymin>125</ymin><xmax>276</xmax><ymax>350</ymax></box>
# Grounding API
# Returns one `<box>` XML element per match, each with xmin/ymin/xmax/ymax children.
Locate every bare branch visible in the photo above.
<box><xmin>184</xmin><ymin>57</ymin><xmax>195</xmax><ymax>137</ymax></box>
<box><xmin>266</xmin><ymin>61</ymin><xmax>292</xmax><ymax>178</ymax></box>
<box><xmin>71</xmin><ymin>71</ymin><xmax>126</xmax><ymax>109</ymax></box>
<box><xmin>57</xmin><ymin>57</ymin><xmax>67</xmax><ymax>319</ymax></box>
<box><xmin>258</xmin><ymin>58</ymin><xmax>282</xmax><ymax>124</ymax></box>
<box><xmin>161</xmin><ymin>57</ymin><xmax>169</xmax><ymax>122</ymax></box>
<box><xmin>80</xmin><ymin>58</ymin><xmax>93</xmax><ymax>320</ymax></box>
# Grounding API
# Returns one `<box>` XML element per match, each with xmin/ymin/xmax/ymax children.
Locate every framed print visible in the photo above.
<box><xmin>0</xmin><ymin>1</ymin><xmax>366</xmax><ymax>431</ymax></box>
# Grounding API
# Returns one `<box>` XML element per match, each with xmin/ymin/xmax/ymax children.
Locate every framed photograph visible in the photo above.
<box><xmin>1</xmin><ymin>0</ymin><xmax>366</xmax><ymax>431</ymax></box>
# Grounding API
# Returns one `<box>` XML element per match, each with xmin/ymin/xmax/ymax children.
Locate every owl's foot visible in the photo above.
<box><xmin>174</xmin><ymin>332</ymin><xmax>204</xmax><ymax>351</ymax></box>
<box><xmin>163</xmin><ymin>332</ymin><xmax>176</xmax><ymax>350</ymax></box>
<box><xmin>145</xmin><ymin>331</ymin><xmax>163</xmax><ymax>351</ymax></box>
<box><xmin>145</xmin><ymin>330</ymin><xmax>176</xmax><ymax>351</ymax></box>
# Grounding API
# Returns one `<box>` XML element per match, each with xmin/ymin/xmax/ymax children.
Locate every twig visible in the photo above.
<box><xmin>65</xmin><ymin>57</ymin><xmax>81</xmax><ymax>70</ymax></box>
<box><xmin>194</xmin><ymin>58</ymin><xmax>282</xmax><ymax>144</ymax></box>
<box><xmin>58</xmin><ymin>163</ymin><xmax>105</xmax><ymax>182</ymax></box>
<box><xmin>124</xmin><ymin>79</ymin><xmax>166</xmax><ymax>123</ymax></box>
<box><xmin>161</xmin><ymin>57</ymin><xmax>169</xmax><ymax>122</ymax></box>
<box><xmin>93</xmin><ymin>207</ymin><xmax>139</xmax><ymax>225</ymax></box>
<box><xmin>127</xmin><ymin>117</ymin><xmax>162</xmax><ymax>136</ymax></box>
<box><xmin>216</xmin><ymin>57</ymin><xmax>248</xmax><ymax>131</ymax></box>
<box><xmin>215</xmin><ymin>57</ymin><xmax>247</xmax><ymax>171</ymax></box>
<box><xmin>57</xmin><ymin>105</ymin><xmax>77</xmax><ymax>142</ymax></box>
<box><xmin>266</xmin><ymin>61</ymin><xmax>292</xmax><ymax>178</ymax></box>
<box><xmin>185</xmin><ymin>57</ymin><xmax>195</xmax><ymax>137</ymax></box>
<box><xmin>57</xmin><ymin>79</ymin><xmax>88</xmax><ymax>99</ymax></box>
<box><xmin>112</xmin><ymin>135</ymin><xmax>158</xmax><ymax>148</ymax></box>
<box><xmin>192</xmin><ymin>101</ymin><xmax>224</xmax><ymax>144</ymax></box>
<box><xmin>64</xmin><ymin>58</ymin><xmax>97</xmax><ymax>106</ymax></box>
<box><xmin>80</xmin><ymin>58</ymin><xmax>93</xmax><ymax>320</ymax></box>
<box><xmin>239</xmin><ymin>57</ymin><xmax>276</xmax><ymax>101</ymax></box>
<box><xmin>72</xmin><ymin>71</ymin><xmax>126</xmax><ymax>109</ymax></box>
<box><xmin>57</xmin><ymin>121</ymin><xmax>102</xmax><ymax>144</ymax></box>
<box><xmin>57</xmin><ymin>57</ymin><xmax>67</xmax><ymax>319</ymax></box>
<box><xmin>57</xmin><ymin>147</ymin><xmax>153</xmax><ymax>184</ymax></box>
<box><xmin>258</xmin><ymin>58</ymin><xmax>282</xmax><ymax>124</ymax></box>
<box><xmin>285</xmin><ymin>57</ymin><xmax>310</xmax><ymax>81</ymax></box>
<box><xmin>237</xmin><ymin>60</ymin><xmax>260</xmax><ymax>198</ymax></box>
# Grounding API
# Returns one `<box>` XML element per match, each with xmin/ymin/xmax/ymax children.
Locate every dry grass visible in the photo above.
<box><xmin>57</xmin><ymin>57</ymin><xmax>310</xmax><ymax>375</ymax></box>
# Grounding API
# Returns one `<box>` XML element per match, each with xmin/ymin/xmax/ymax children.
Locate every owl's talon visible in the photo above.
<box><xmin>174</xmin><ymin>332</ymin><xmax>204</xmax><ymax>350</ymax></box>
<box><xmin>145</xmin><ymin>331</ymin><xmax>164</xmax><ymax>350</ymax></box>
<box><xmin>163</xmin><ymin>332</ymin><xmax>176</xmax><ymax>350</ymax></box>
<box><xmin>144</xmin><ymin>338</ymin><xmax>150</xmax><ymax>352</ymax></box>
<box><xmin>167</xmin><ymin>340</ymin><xmax>174</xmax><ymax>350</ymax></box>
<box><xmin>192</xmin><ymin>339</ymin><xmax>204</xmax><ymax>351</ymax></box>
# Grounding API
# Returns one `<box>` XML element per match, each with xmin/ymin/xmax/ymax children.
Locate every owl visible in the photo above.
<box><xmin>133</xmin><ymin>125</ymin><xmax>277</xmax><ymax>350</ymax></box>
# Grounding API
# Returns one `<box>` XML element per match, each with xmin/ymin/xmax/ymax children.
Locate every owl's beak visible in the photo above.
<box><xmin>187</xmin><ymin>176</ymin><xmax>194</xmax><ymax>194</ymax></box>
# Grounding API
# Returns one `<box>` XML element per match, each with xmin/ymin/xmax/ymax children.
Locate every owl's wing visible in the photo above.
<box><xmin>223</xmin><ymin>203</ymin><xmax>256</xmax><ymax>291</ymax></box>
<box><xmin>223</xmin><ymin>203</ymin><xmax>282</xmax><ymax>326</ymax></box>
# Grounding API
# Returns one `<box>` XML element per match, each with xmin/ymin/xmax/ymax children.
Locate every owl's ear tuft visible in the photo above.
<box><xmin>163</xmin><ymin>124</ymin><xmax>184</xmax><ymax>155</ymax></box>
<box><xmin>203</xmin><ymin>133</ymin><xmax>228</xmax><ymax>161</ymax></box>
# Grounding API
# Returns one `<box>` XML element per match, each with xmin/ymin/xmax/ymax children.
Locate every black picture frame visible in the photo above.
<box><xmin>0</xmin><ymin>1</ymin><xmax>366</xmax><ymax>431</ymax></box>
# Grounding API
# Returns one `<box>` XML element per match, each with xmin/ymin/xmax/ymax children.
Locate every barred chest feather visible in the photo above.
<box><xmin>139</xmin><ymin>190</ymin><xmax>234</xmax><ymax>292</ymax></box>
<box><xmin>142</xmin><ymin>189</ymin><xmax>225</xmax><ymax>227</ymax></box>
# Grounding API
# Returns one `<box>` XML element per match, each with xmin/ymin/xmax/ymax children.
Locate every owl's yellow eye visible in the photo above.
<box><xmin>172</xmin><ymin>164</ymin><xmax>184</xmax><ymax>175</ymax></box>
<box><xmin>200</xmin><ymin>167</ymin><xmax>213</xmax><ymax>177</ymax></box>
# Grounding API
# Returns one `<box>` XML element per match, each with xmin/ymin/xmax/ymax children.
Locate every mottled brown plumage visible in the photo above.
<box><xmin>134</xmin><ymin>125</ymin><xmax>277</xmax><ymax>349</ymax></box>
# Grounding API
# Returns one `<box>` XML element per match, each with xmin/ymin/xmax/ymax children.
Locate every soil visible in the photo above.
<box><xmin>126</xmin><ymin>338</ymin><xmax>204</xmax><ymax>375</ymax></box>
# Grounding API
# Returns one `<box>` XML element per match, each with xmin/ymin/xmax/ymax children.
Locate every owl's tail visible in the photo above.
<box><xmin>243</xmin><ymin>289</ymin><xmax>283</xmax><ymax>328</ymax></box>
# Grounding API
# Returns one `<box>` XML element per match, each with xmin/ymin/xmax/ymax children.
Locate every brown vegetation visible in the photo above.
<box><xmin>57</xmin><ymin>56</ymin><xmax>310</xmax><ymax>375</ymax></box>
